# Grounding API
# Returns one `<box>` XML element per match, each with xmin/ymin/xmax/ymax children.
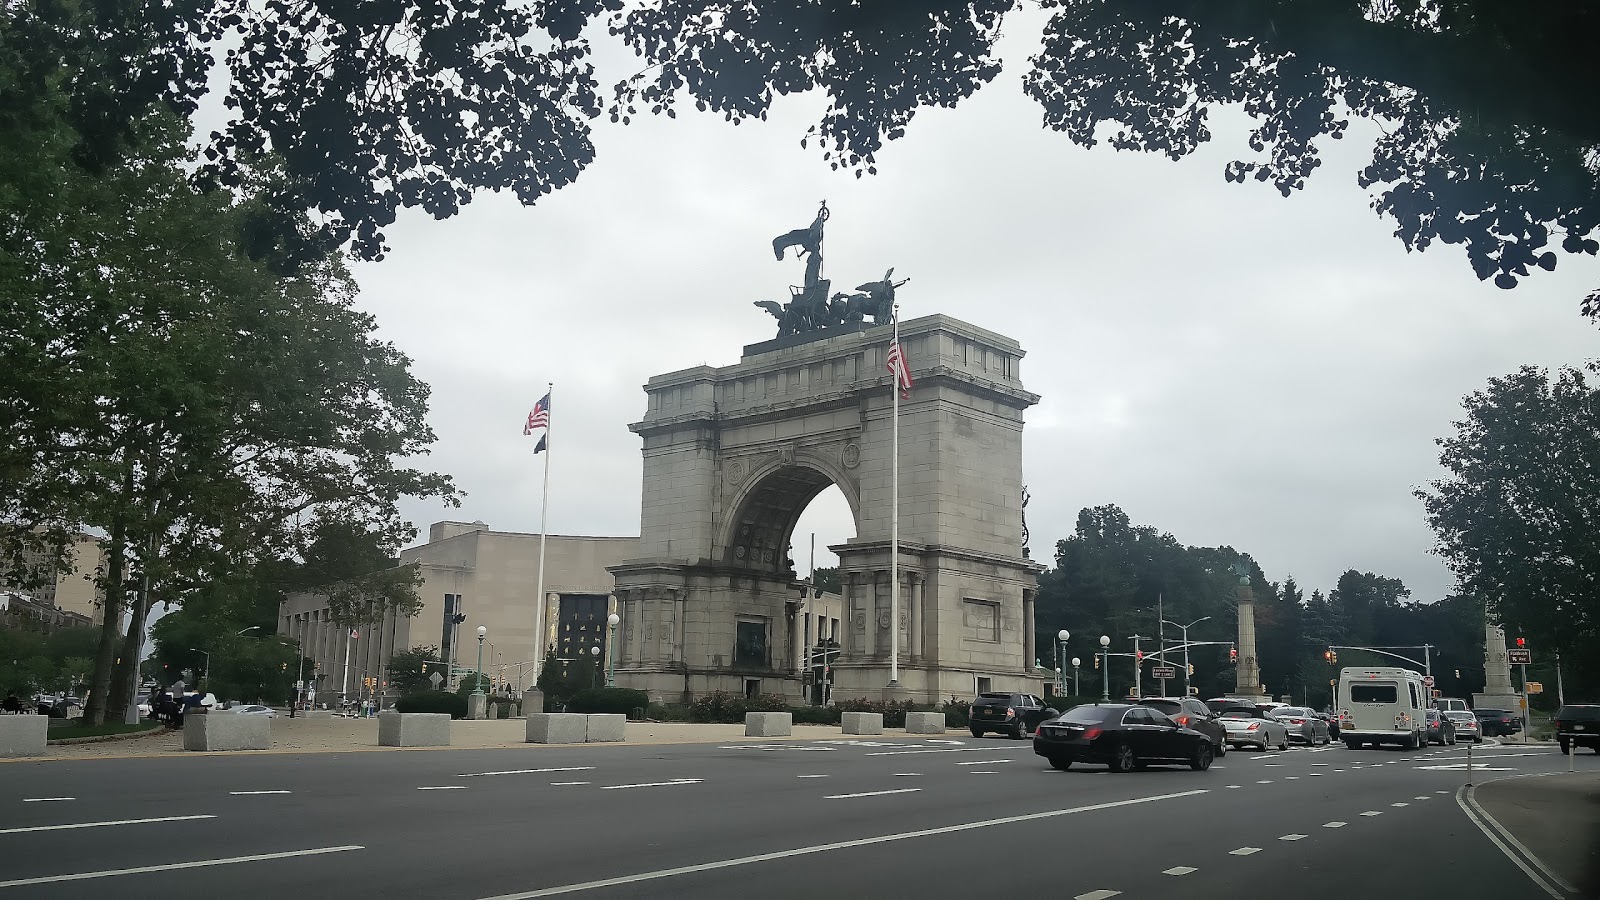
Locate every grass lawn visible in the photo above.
<box><xmin>46</xmin><ymin>720</ymin><xmax>163</xmax><ymax>742</ymax></box>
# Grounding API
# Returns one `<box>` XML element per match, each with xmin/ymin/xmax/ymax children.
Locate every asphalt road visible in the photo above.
<box><xmin>0</xmin><ymin>734</ymin><xmax>1592</xmax><ymax>899</ymax></box>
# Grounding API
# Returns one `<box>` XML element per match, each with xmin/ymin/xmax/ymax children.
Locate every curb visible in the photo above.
<box><xmin>47</xmin><ymin>724</ymin><xmax>166</xmax><ymax>746</ymax></box>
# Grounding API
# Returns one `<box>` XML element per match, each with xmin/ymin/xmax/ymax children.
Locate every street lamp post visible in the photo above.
<box><xmin>1099</xmin><ymin>635</ymin><xmax>1111</xmax><ymax>702</ymax></box>
<box><xmin>1071</xmin><ymin>657</ymin><xmax>1081</xmax><ymax>696</ymax></box>
<box><xmin>588</xmin><ymin>645</ymin><xmax>601</xmax><ymax>689</ymax></box>
<box><xmin>1161</xmin><ymin>616</ymin><xmax>1212</xmax><ymax>698</ymax></box>
<box><xmin>473</xmin><ymin>626</ymin><xmax>487</xmax><ymax>696</ymax></box>
<box><xmin>606</xmin><ymin>613</ymin><xmax>620</xmax><ymax>687</ymax></box>
<box><xmin>1055</xmin><ymin>630</ymin><xmax>1069</xmax><ymax>696</ymax></box>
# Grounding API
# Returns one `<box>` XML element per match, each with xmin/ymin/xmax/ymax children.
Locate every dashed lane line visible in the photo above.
<box><xmin>1228</xmin><ymin>847</ymin><xmax>1261</xmax><ymax>856</ymax></box>
<box><xmin>549</xmin><ymin>782</ymin><xmax>590</xmax><ymax>786</ymax></box>
<box><xmin>21</xmin><ymin>798</ymin><xmax>73</xmax><ymax>803</ymax></box>
<box><xmin>418</xmin><ymin>786</ymin><xmax>467</xmax><ymax>791</ymax></box>
<box><xmin>471</xmin><ymin>790</ymin><xmax>1211</xmax><ymax>899</ymax></box>
<box><xmin>796</xmin><ymin>775</ymin><xmax>828</xmax><ymax>779</ymax></box>
<box><xmin>1256</xmin><ymin>780</ymin><xmax>1273</xmax><ymax>784</ymax></box>
<box><xmin>954</xmin><ymin>759</ymin><xmax>1013</xmax><ymax>766</ymax></box>
<box><xmin>0</xmin><ymin>815</ymin><xmax>214</xmax><ymax>835</ymax></box>
<box><xmin>598</xmin><ymin>779</ymin><xmax>702</xmax><ymax>791</ymax></box>
<box><xmin>1163</xmin><ymin>866</ymin><xmax>1197</xmax><ymax>876</ymax></box>
<box><xmin>1323</xmin><ymin>822</ymin><xmax>1346</xmax><ymax>828</ymax></box>
<box><xmin>865</xmin><ymin>748</ymin><xmax>1001</xmax><ymax>757</ymax></box>
<box><xmin>229</xmin><ymin>791</ymin><xmax>291</xmax><ymax>796</ymax></box>
<box><xmin>1279</xmin><ymin>834</ymin><xmax>1307</xmax><ymax>841</ymax></box>
<box><xmin>1391</xmin><ymin>802</ymin><xmax>1410</xmax><ymax>807</ymax></box>
<box><xmin>1360</xmin><ymin>811</ymin><xmax>1383</xmax><ymax>817</ymax></box>
<box><xmin>1075</xmin><ymin>891</ymin><xmax>1121</xmax><ymax>900</ymax></box>
<box><xmin>824</xmin><ymin>789</ymin><xmax>922</xmax><ymax>800</ymax></box>
<box><xmin>892</xmin><ymin>773</ymin><xmax>921</xmax><ymax>777</ymax></box>
<box><xmin>969</xmin><ymin>771</ymin><xmax>1000</xmax><ymax>775</ymax></box>
<box><xmin>0</xmin><ymin>846</ymin><xmax>363</xmax><ymax>889</ymax></box>
<box><xmin>460</xmin><ymin>767</ymin><xmax>595</xmax><ymax>778</ymax></box>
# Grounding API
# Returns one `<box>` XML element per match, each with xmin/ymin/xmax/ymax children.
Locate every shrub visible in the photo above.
<box><xmin>942</xmin><ymin>699</ymin><xmax>970</xmax><ymax>727</ymax></box>
<box><xmin>688</xmin><ymin>691</ymin><xmax>790</xmax><ymax>723</ymax></box>
<box><xmin>645</xmin><ymin>703</ymin><xmax>692</xmax><ymax>722</ymax></box>
<box><xmin>394</xmin><ymin>691</ymin><xmax>469</xmax><ymax>719</ymax></box>
<box><xmin>833</xmin><ymin>697</ymin><xmax>922</xmax><ymax>728</ymax></box>
<box><xmin>567</xmin><ymin>687</ymin><xmax>650</xmax><ymax>717</ymax></box>
<box><xmin>789</xmin><ymin>705</ymin><xmax>840</xmax><ymax>725</ymax></box>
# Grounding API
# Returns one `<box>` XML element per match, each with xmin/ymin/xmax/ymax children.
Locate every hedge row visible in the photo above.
<box><xmin>567</xmin><ymin>687</ymin><xmax>650</xmax><ymax>716</ymax></box>
<box><xmin>393</xmin><ymin>691</ymin><xmax>469</xmax><ymax>719</ymax></box>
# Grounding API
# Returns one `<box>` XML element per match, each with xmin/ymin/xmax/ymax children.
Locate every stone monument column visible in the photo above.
<box><xmin>1234</xmin><ymin>578</ymin><xmax>1265</xmax><ymax>697</ymax></box>
<box><xmin>1473</xmin><ymin>622</ymin><xmax>1520</xmax><ymax>711</ymax></box>
<box><xmin>1022</xmin><ymin>591</ymin><xmax>1036</xmax><ymax>673</ymax></box>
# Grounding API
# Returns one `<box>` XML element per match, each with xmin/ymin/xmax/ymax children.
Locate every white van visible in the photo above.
<box><xmin>1337</xmin><ymin>667</ymin><xmax>1429</xmax><ymax>750</ymax></box>
<box><xmin>1434</xmin><ymin>697</ymin><xmax>1469</xmax><ymax>714</ymax></box>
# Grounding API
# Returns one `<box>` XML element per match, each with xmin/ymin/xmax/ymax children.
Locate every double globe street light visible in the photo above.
<box><xmin>1099</xmin><ymin>635</ymin><xmax>1112</xmax><ymax>701</ymax></box>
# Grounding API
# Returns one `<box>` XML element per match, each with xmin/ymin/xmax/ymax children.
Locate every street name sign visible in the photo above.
<box><xmin>1151</xmin><ymin>666</ymin><xmax>1177</xmax><ymax>679</ymax></box>
<box><xmin>1508</xmin><ymin>649</ymin><xmax>1532</xmax><ymax>665</ymax></box>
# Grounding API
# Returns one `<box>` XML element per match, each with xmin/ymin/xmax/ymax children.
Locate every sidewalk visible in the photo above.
<box><xmin>9</xmin><ymin>716</ymin><xmax>903</xmax><ymax>761</ymax></box>
<box><xmin>1474</xmin><ymin>772</ymin><xmax>1600</xmax><ymax>897</ymax></box>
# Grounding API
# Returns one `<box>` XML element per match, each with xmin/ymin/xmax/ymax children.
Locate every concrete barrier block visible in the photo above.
<box><xmin>183</xmin><ymin>711</ymin><xmax>270</xmax><ymax>751</ymax></box>
<box><xmin>525</xmin><ymin>713</ymin><xmax>587</xmax><ymax>744</ymax></box>
<box><xmin>905</xmin><ymin>711</ymin><xmax>946</xmax><ymax>734</ymax></box>
<box><xmin>378</xmin><ymin>711</ymin><xmax>451</xmax><ymax>747</ymax></box>
<box><xmin>841</xmin><ymin>712</ymin><xmax>884</xmax><ymax>735</ymax></box>
<box><xmin>744</xmin><ymin>712</ymin><xmax>792</xmax><ymax>737</ymax></box>
<box><xmin>467</xmin><ymin>693</ymin><xmax>487</xmax><ymax>720</ymax></box>
<box><xmin>585</xmin><ymin>714</ymin><xmax>626</xmax><ymax>743</ymax></box>
<box><xmin>0</xmin><ymin>715</ymin><xmax>47</xmax><ymax>757</ymax></box>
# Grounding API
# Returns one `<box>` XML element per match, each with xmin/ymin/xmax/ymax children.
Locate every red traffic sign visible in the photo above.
<box><xmin>1422</xmin><ymin>675</ymin><xmax>1435</xmax><ymax>688</ymax></box>
<box><xmin>1508</xmin><ymin>649</ymin><xmax>1532</xmax><ymax>665</ymax></box>
<box><xmin>1151</xmin><ymin>666</ymin><xmax>1177</xmax><ymax>680</ymax></box>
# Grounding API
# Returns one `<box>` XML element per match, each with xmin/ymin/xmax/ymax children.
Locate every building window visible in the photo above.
<box><xmin>744</xmin><ymin>678</ymin><xmax>761</xmax><ymax>698</ymax></box>
<box><xmin>963</xmin><ymin>599</ymin><xmax>1000</xmax><ymax>642</ymax></box>
<box><xmin>976</xmin><ymin>676</ymin><xmax>993</xmax><ymax>695</ymax></box>
<box><xmin>735</xmin><ymin>618</ymin><xmax>768</xmax><ymax>667</ymax></box>
<box><xmin>830</xmin><ymin>617</ymin><xmax>839</xmax><ymax>640</ymax></box>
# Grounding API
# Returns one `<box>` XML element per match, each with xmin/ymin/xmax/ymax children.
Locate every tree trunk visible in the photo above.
<box><xmin>81</xmin><ymin>516</ymin><xmax>127</xmax><ymax>726</ymax></box>
<box><xmin>109</xmin><ymin>583</ymin><xmax>154</xmax><ymax>722</ymax></box>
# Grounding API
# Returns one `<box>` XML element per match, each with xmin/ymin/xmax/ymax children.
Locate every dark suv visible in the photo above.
<box><xmin>1474</xmin><ymin>708</ymin><xmax>1523</xmax><ymax>737</ymax></box>
<box><xmin>969</xmin><ymin>692</ymin><xmax>1058</xmax><ymax>739</ymax></box>
<box><xmin>1138</xmin><ymin>696</ymin><xmax>1227</xmax><ymax>757</ymax></box>
<box><xmin>1554</xmin><ymin>704</ymin><xmax>1600</xmax><ymax>755</ymax></box>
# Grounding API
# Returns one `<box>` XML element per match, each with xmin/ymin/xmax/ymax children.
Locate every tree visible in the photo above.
<box><xmin>810</xmin><ymin>566</ymin><xmax>841</xmax><ymax>595</ymax></box>
<box><xmin>387</xmin><ymin>646</ymin><xmax>444</xmax><ymax>696</ymax></box>
<box><xmin>1418</xmin><ymin>364</ymin><xmax>1600</xmax><ymax>689</ymax></box>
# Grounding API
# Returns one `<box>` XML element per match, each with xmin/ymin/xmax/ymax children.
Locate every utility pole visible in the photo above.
<box><xmin>1130</xmin><ymin>634</ymin><xmax>1147</xmax><ymax>700</ymax></box>
<box><xmin>1156</xmin><ymin>594</ymin><xmax>1166</xmax><ymax>698</ymax></box>
<box><xmin>1556</xmin><ymin>650</ymin><xmax>1565</xmax><ymax>706</ymax></box>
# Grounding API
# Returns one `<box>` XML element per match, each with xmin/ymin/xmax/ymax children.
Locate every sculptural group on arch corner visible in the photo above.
<box><xmin>753</xmin><ymin>201</ymin><xmax>909</xmax><ymax>338</ymax></box>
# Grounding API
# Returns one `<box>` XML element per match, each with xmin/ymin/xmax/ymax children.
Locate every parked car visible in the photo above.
<box><xmin>1444</xmin><ymin>710</ymin><xmax>1482</xmax><ymax>743</ymax></box>
<box><xmin>230</xmin><ymin>705</ymin><xmax>276</xmax><ymax>717</ymax></box>
<box><xmin>1474</xmin><ymin>708</ymin><xmax>1522</xmax><ymax>737</ymax></box>
<box><xmin>1553</xmin><ymin>704</ymin><xmax>1600</xmax><ymax>755</ymax></box>
<box><xmin>1425</xmin><ymin>709</ymin><xmax>1456</xmax><ymax>746</ymax></box>
<box><xmin>1317</xmin><ymin>711</ymin><xmax>1341</xmax><ymax>739</ymax></box>
<box><xmin>1434</xmin><ymin>697</ymin><xmax>1470</xmax><ymax>714</ymax></box>
<box><xmin>969</xmin><ymin>692</ymin><xmax>1058</xmax><ymax>740</ymax></box>
<box><xmin>1217</xmin><ymin>705</ymin><xmax>1291</xmax><ymax>751</ymax></box>
<box><xmin>1033</xmin><ymin>703</ymin><xmax>1215</xmax><ymax>773</ymax></box>
<box><xmin>1271</xmin><ymin>706</ymin><xmax>1331</xmax><ymax>745</ymax></box>
<box><xmin>1137</xmin><ymin>697</ymin><xmax>1227</xmax><ymax>756</ymax></box>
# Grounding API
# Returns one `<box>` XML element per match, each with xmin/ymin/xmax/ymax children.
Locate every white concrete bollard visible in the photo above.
<box><xmin>841</xmin><ymin>712</ymin><xmax>884</xmax><ymax>735</ymax></box>
<box><xmin>745</xmin><ymin>712</ymin><xmax>792</xmax><ymax>737</ymax></box>
<box><xmin>378</xmin><ymin>711</ymin><xmax>451</xmax><ymax>747</ymax></box>
<box><xmin>904</xmin><ymin>711</ymin><xmax>947</xmax><ymax>734</ymax></box>
<box><xmin>0</xmin><ymin>715</ymin><xmax>47</xmax><ymax>757</ymax></box>
<box><xmin>525</xmin><ymin>713</ymin><xmax>587</xmax><ymax>744</ymax></box>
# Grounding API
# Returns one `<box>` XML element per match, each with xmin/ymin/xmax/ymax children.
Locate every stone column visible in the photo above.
<box><xmin>625</xmin><ymin>593</ymin><xmax>641</xmax><ymax>664</ymax></box>
<box><xmin>643</xmin><ymin>595</ymin><xmax>660</xmax><ymax>664</ymax></box>
<box><xmin>789</xmin><ymin>600</ymin><xmax>802</xmax><ymax>675</ymax></box>
<box><xmin>1234</xmin><ymin>586</ymin><xmax>1264</xmax><ymax>696</ymax></box>
<box><xmin>908</xmin><ymin>573</ymin><xmax>922</xmax><ymax>661</ymax></box>
<box><xmin>1023</xmin><ymin>589</ymin><xmax>1036</xmax><ymax>673</ymax></box>
<box><xmin>874</xmin><ymin>571</ymin><xmax>890</xmax><ymax>659</ymax></box>
<box><xmin>669</xmin><ymin>590</ymin><xmax>685</xmax><ymax>663</ymax></box>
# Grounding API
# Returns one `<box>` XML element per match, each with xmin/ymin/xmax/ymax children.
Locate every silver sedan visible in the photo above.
<box><xmin>1271</xmin><ymin>706</ymin><xmax>1332</xmax><ymax>745</ymax></box>
<box><xmin>1218</xmin><ymin>706</ymin><xmax>1291</xmax><ymax>751</ymax></box>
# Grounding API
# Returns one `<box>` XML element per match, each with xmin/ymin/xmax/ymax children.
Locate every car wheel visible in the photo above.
<box><xmin>1190</xmin><ymin>742</ymin><xmax>1214</xmax><ymax>771</ymax></box>
<box><xmin>1560</xmin><ymin>740</ymin><xmax>1570</xmax><ymax>755</ymax></box>
<box><xmin>1010</xmin><ymin>720</ymin><xmax>1026</xmax><ymax>740</ymax></box>
<box><xmin>1050</xmin><ymin>756</ymin><xmax>1072</xmax><ymax>771</ymax></box>
<box><xmin>1345</xmin><ymin>739</ymin><xmax>1361</xmax><ymax>750</ymax></box>
<box><xmin>1214</xmin><ymin>739</ymin><xmax>1226</xmax><ymax>757</ymax></box>
<box><xmin>1109</xmin><ymin>742</ymin><xmax>1136</xmax><ymax>774</ymax></box>
<box><xmin>1278</xmin><ymin>737</ymin><xmax>1289</xmax><ymax>752</ymax></box>
<box><xmin>970</xmin><ymin>726</ymin><xmax>984</xmax><ymax>739</ymax></box>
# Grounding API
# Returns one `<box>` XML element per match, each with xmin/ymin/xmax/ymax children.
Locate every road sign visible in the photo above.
<box><xmin>1151</xmin><ymin>666</ymin><xmax>1177</xmax><ymax>679</ymax></box>
<box><xmin>428</xmin><ymin>671</ymin><xmax>444</xmax><ymax>689</ymax></box>
<box><xmin>1431</xmin><ymin>689</ymin><xmax>1441</xmax><ymax>699</ymax></box>
<box><xmin>1422</xmin><ymin>674</ymin><xmax>1435</xmax><ymax>688</ymax></box>
<box><xmin>1526</xmin><ymin>681</ymin><xmax>1543</xmax><ymax>695</ymax></box>
<box><xmin>294</xmin><ymin>680</ymin><xmax>304</xmax><ymax>690</ymax></box>
<box><xmin>1509</xmin><ymin>649</ymin><xmax>1532</xmax><ymax>665</ymax></box>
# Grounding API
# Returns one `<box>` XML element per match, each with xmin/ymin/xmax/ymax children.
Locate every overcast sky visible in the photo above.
<box><xmin>345</xmin><ymin>10</ymin><xmax>1598</xmax><ymax>605</ymax></box>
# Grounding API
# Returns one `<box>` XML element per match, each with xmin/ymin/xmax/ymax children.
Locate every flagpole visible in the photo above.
<box><xmin>889</xmin><ymin>305</ymin><xmax>900</xmax><ymax>688</ymax></box>
<box><xmin>534</xmin><ymin>382</ymin><xmax>552</xmax><ymax>680</ymax></box>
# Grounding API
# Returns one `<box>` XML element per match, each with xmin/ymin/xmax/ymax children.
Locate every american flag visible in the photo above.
<box><xmin>523</xmin><ymin>392</ymin><xmax>550</xmax><ymax>435</ymax></box>
<box><xmin>885</xmin><ymin>339</ymin><xmax>913</xmax><ymax>399</ymax></box>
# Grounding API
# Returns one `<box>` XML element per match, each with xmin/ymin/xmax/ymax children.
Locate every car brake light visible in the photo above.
<box><xmin>1082</xmin><ymin>727</ymin><xmax>1102</xmax><ymax>740</ymax></box>
<box><xmin>1247</xmin><ymin>722</ymin><xmax>1260</xmax><ymax>730</ymax></box>
<box><xmin>1005</xmin><ymin>707</ymin><xmax>1016</xmax><ymax>718</ymax></box>
<box><xmin>1176</xmin><ymin>715</ymin><xmax>1189</xmax><ymax>726</ymax></box>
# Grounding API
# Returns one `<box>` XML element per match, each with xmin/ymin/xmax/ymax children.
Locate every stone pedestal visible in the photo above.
<box><xmin>467</xmin><ymin>693</ymin><xmax>487</xmax><ymax>720</ymax></box>
<box><xmin>0</xmin><ymin>714</ymin><xmax>47</xmax><ymax>757</ymax></box>
<box><xmin>183</xmin><ymin>711</ymin><xmax>270</xmax><ymax>751</ymax></box>
<box><xmin>378</xmin><ymin>711</ymin><xmax>451</xmax><ymax>747</ymax></box>
<box><xmin>841</xmin><ymin>712</ymin><xmax>884</xmax><ymax>735</ymax></box>
<box><xmin>522</xmin><ymin>689</ymin><xmax>545</xmax><ymax>715</ymax></box>
<box><xmin>585</xmin><ymin>714</ymin><xmax>626</xmax><ymax>742</ymax></box>
<box><xmin>904</xmin><ymin>711</ymin><xmax>946</xmax><ymax>734</ymax></box>
<box><xmin>526</xmin><ymin>713</ymin><xmax>587</xmax><ymax>744</ymax></box>
<box><xmin>745</xmin><ymin>712</ymin><xmax>792</xmax><ymax>737</ymax></box>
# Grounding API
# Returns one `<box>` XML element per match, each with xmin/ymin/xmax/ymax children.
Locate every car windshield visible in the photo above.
<box><xmin>1274</xmin><ymin>707</ymin><xmax>1311</xmax><ymax>717</ymax></box>
<box><xmin>976</xmin><ymin>693</ymin><xmax>1012</xmax><ymax>702</ymax></box>
<box><xmin>1059</xmin><ymin>705</ymin><xmax>1122</xmax><ymax>725</ymax></box>
<box><xmin>1140</xmin><ymin>699</ymin><xmax>1182</xmax><ymax>714</ymax></box>
<box><xmin>1220</xmin><ymin>708</ymin><xmax>1259</xmax><ymax>719</ymax></box>
<box><xmin>1445</xmin><ymin>711</ymin><xmax>1475</xmax><ymax>722</ymax></box>
<box><xmin>1557</xmin><ymin>706</ymin><xmax>1600</xmax><ymax>721</ymax></box>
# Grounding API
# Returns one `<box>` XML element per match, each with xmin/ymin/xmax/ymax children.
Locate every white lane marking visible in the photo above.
<box><xmin>1334</xmin><ymin>768</ymin><xmax>1345</xmax><ymax>772</ymax></box>
<box><xmin>954</xmin><ymin>759</ymin><xmax>1012</xmax><ymax>766</ymax></box>
<box><xmin>229</xmin><ymin>791</ymin><xmax>291</xmax><ymax>796</ymax></box>
<box><xmin>1416</xmin><ymin>764</ymin><xmax>1516</xmax><ymax>772</ymax></box>
<box><xmin>549</xmin><ymin>782</ymin><xmax>590</xmax><ymax>786</ymax></box>
<box><xmin>1227</xmin><ymin>785</ymin><xmax>1242</xmax><ymax>789</ymax></box>
<box><xmin>796</xmin><ymin>775</ymin><xmax>828</xmax><ymax>779</ymax></box>
<box><xmin>1310</xmin><ymin>773</ymin><xmax>1323</xmax><ymax>777</ymax></box>
<box><xmin>1249</xmin><ymin>755</ymin><xmax>1273</xmax><ymax>760</ymax></box>
<box><xmin>1360</xmin><ymin>811</ymin><xmax>1383</xmax><ymax>817</ymax></box>
<box><xmin>21</xmin><ymin>798</ymin><xmax>74</xmax><ymax>803</ymax></box>
<box><xmin>968</xmin><ymin>771</ymin><xmax>999</xmax><ymax>775</ymax></box>
<box><xmin>599</xmin><ymin>779</ymin><xmax>702</xmax><ymax>791</ymax></box>
<box><xmin>1312</xmin><ymin>763</ymin><xmax>1329</xmax><ymax>766</ymax></box>
<box><xmin>0</xmin><ymin>815</ymin><xmax>214</xmax><ymax>835</ymax></box>
<box><xmin>1436</xmin><ymin>790</ymin><xmax>1450</xmax><ymax>794</ymax></box>
<box><xmin>1163</xmin><ymin>866</ymin><xmax>1197</xmax><ymax>876</ymax></box>
<box><xmin>1263</xmin><ymin>764</ymin><xmax>1281</xmax><ymax>768</ymax></box>
<box><xmin>418</xmin><ymin>786</ymin><xmax>467</xmax><ymax>791</ymax></box>
<box><xmin>1414</xmin><ymin>796</ymin><xmax>1430</xmax><ymax>800</ymax></box>
<box><xmin>473</xmin><ymin>790</ymin><xmax>1211</xmax><ymax>899</ymax></box>
<box><xmin>460</xmin><ymin>767</ymin><xmax>594</xmax><ymax>778</ymax></box>
<box><xmin>1323</xmin><ymin>822</ymin><xmax>1346</xmax><ymax>828</ymax></box>
<box><xmin>1391</xmin><ymin>802</ymin><xmax>1409</xmax><ymax>807</ymax></box>
<box><xmin>925</xmin><ymin>739</ymin><xmax>964</xmax><ymax>744</ymax></box>
<box><xmin>0</xmin><ymin>846</ymin><xmax>363</xmax><ymax>889</ymax></box>
<box><xmin>1229</xmin><ymin>847</ymin><xmax>1261</xmax><ymax>856</ymax></box>
<box><xmin>824</xmin><ymin>789</ymin><xmax>922</xmax><ymax>800</ymax></box>
<box><xmin>1461</xmin><ymin>784</ymin><xmax>1575</xmax><ymax>897</ymax></box>
<box><xmin>1075</xmin><ymin>891</ymin><xmax>1121</xmax><ymax>900</ymax></box>
<box><xmin>892</xmin><ymin>773</ymin><xmax>921</xmax><ymax>777</ymax></box>
<box><xmin>865</xmin><ymin>747</ymin><xmax>996</xmax><ymax>757</ymax></box>
<box><xmin>1256</xmin><ymin>780</ymin><xmax>1273</xmax><ymax>784</ymax></box>
<box><xmin>1212</xmin><ymin>765</ymin><xmax>1227</xmax><ymax>769</ymax></box>
<box><xmin>1311</xmin><ymin>745</ymin><xmax>1339</xmax><ymax>752</ymax></box>
<box><xmin>1427</xmin><ymin>751</ymin><xmax>1550</xmax><ymax>761</ymax></box>
<box><xmin>1279</xmin><ymin>834</ymin><xmax>1307</xmax><ymax>841</ymax></box>
<box><xmin>1286</xmin><ymin>776</ymin><xmax>1300</xmax><ymax>780</ymax></box>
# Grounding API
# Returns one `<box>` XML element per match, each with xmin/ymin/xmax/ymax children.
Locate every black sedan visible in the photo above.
<box><xmin>1034</xmin><ymin>703</ymin><xmax>1215</xmax><ymax>773</ymax></box>
<box><xmin>1475</xmin><ymin>708</ymin><xmax>1523</xmax><ymax>737</ymax></box>
<box><xmin>969</xmin><ymin>693</ymin><xmax>1059</xmax><ymax>739</ymax></box>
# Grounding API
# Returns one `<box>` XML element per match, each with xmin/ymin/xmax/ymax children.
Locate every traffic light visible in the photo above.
<box><xmin>1516</xmin><ymin>636</ymin><xmax>1526</xmax><ymax>648</ymax></box>
<box><xmin>1093</xmin><ymin>655</ymin><xmax>1100</xmax><ymax>670</ymax></box>
<box><xmin>1323</xmin><ymin>648</ymin><xmax>1333</xmax><ymax>663</ymax></box>
<box><xmin>1187</xmin><ymin>664</ymin><xmax>1195</xmax><ymax>676</ymax></box>
<box><xmin>1229</xmin><ymin>647</ymin><xmax>1238</xmax><ymax>664</ymax></box>
<box><xmin>1329</xmin><ymin>650</ymin><xmax>1337</xmax><ymax>665</ymax></box>
<box><xmin>1455</xmin><ymin>669</ymin><xmax>1461</xmax><ymax>679</ymax></box>
<box><xmin>1135</xmin><ymin>650</ymin><xmax>1143</xmax><ymax>664</ymax></box>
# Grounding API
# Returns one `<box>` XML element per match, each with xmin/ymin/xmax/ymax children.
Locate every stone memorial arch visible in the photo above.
<box><xmin>609</xmin><ymin>314</ymin><xmax>1043</xmax><ymax>704</ymax></box>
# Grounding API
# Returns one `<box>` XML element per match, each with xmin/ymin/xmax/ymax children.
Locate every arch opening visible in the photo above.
<box><xmin>726</xmin><ymin>465</ymin><xmax>856</xmax><ymax>576</ymax></box>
